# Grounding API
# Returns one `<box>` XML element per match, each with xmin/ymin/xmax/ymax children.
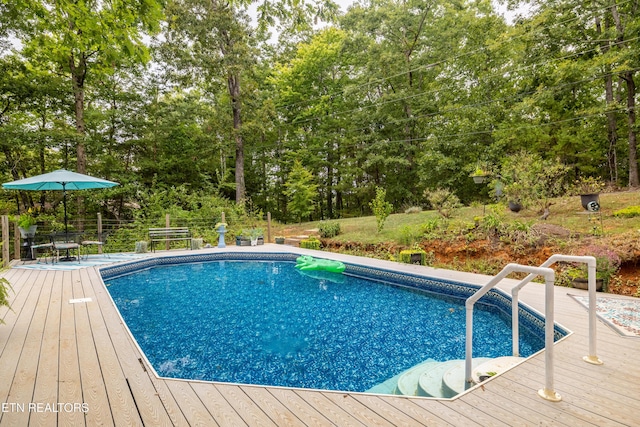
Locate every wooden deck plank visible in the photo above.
<box><xmin>0</xmin><ymin>271</ymin><xmax>53</xmax><ymax>426</ymax></box>
<box><xmin>458</xmin><ymin>386</ymin><xmax>568</xmax><ymax>426</ymax></box>
<box><xmin>322</xmin><ymin>391</ymin><xmax>396</xmax><ymax>426</ymax></box>
<box><xmin>83</xmin><ymin>269</ymin><xmax>187</xmax><ymax>425</ymax></box>
<box><xmin>57</xmin><ymin>270</ymin><xmax>85</xmax><ymax>427</ymax></box>
<box><xmin>190</xmin><ymin>381</ymin><xmax>248</xmax><ymax>427</ymax></box>
<box><xmin>213</xmin><ymin>384</ymin><xmax>278</xmax><ymax>427</ymax></box>
<box><xmin>78</xmin><ymin>269</ymin><xmax>144</xmax><ymax>426</ymax></box>
<box><xmin>29</xmin><ymin>270</ymin><xmax>64</xmax><ymax>426</ymax></box>
<box><xmin>294</xmin><ymin>389</ymin><xmax>367</xmax><ymax>426</ymax></box>
<box><xmin>165</xmin><ymin>379</ymin><xmax>218</xmax><ymax>426</ymax></box>
<box><xmin>266</xmin><ymin>387</ymin><xmax>334</xmax><ymax>427</ymax></box>
<box><xmin>514</xmin><ymin>355</ymin><xmax>640</xmax><ymax>410</ymax></box>
<box><xmin>482</xmin><ymin>375</ymin><xmax>607</xmax><ymax>426</ymax></box>
<box><xmin>89</xmin><ymin>268</ymin><xmax>179</xmax><ymax>426</ymax></box>
<box><xmin>72</xmin><ymin>269</ymin><xmax>114</xmax><ymax>427</ymax></box>
<box><xmin>501</xmin><ymin>359</ymin><xmax>640</xmax><ymax>426</ymax></box>
<box><xmin>408</xmin><ymin>399</ymin><xmax>485</xmax><ymax>427</ymax></box>
<box><xmin>240</xmin><ymin>386</ymin><xmax>307</xmax><ymax>427</ymax></box>
<box><xmin>358</xmin><ymin>395</ymin><xmax>454</xmax><ymax>426</ymax></box>
<box><xmin>352</xmin><ymin>394</ymin><xmax>452</xmax><ymax>427</ymax></box>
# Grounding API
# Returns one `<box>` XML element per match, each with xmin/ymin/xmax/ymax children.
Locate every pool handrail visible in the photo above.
<box><xmin>511</xmin><ymin>255</ymin><xmax>601</xmax><ymax>366</ymax></box>
<box><xmin>465</xmin><ymin>263</ymin><xmax>560</xmax><ymax>401</ymax></box>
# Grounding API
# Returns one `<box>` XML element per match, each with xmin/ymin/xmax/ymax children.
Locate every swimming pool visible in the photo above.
<box><xmin>101</xmin><ymin>252</ymin><xmax>566</xmax><ymax>394</ymax></box>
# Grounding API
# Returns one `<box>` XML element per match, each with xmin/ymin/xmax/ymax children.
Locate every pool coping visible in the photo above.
<box><xmin>97</xmin><ymin>245</ymin><xmax>572</xmax><ymax>400</ymax></box>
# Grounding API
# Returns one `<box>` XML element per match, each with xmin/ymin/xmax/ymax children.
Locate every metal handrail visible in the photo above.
<box><xmin>465</xmin><ymin>263</ymin><xmax>560</xmax><ymax>401</ymax></box>
<box><xmin>511</xmin><ymin>255</ymin><xmax>601</xmax><ymax>366</ymax></box>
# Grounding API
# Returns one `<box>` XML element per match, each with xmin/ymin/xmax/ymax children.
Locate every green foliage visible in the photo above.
<box><xmin>495</xmin><ymin>152</ymin><xmax>569</xmax><ymax>211</ymax></box>
<box><xmin>425</xmin><ymin>188</ymin><xmax>462</xmax><ymax>219</ymax></box>
<box><xmin>398</xmin><ymin>225</ymin><xmax>422</xmax><ymax>246</ymax></box>
<box><xmin>369</xmin><ymin>187</ymin><xmax>393</xmax><ymax>233</ymax></box>
<box><xmin>575</xmin><ymin>245</ymin><xmax>622</xmax><ymax>284</ymax></box>
<box><xmin>613</xmin><ymin>206</ymin><xmax>640</xmax><ymax>218</ymax></box>
<box><xmin>399</xmin><ymin>249</ymin><xmax>426</xmax><ymax>265</ymax></box>
<box><xmin>404</xmin><ymin>206</ymin><xmax>422</xmax><ymax>214</ymax></box>
<box><xmin>285</xmin><ymin>160</ymin><xmax>318</xmax><ymax>223</ymax></box>
<box><xmin>571</xmin><ymin>176</ymin><xmax>606</xmax><ymax>196</ymax></box>
<box><xmin>0</xmin><ymin>273</ymin><xmax>12</xmax><ymax>324</ymax></box>
<box><xmin>16</xmin><ymin>212</ymin><xmax>37</xmax><ymax>228</ymax></box>
<box><xmin>318</xmin><ymin>221</ymin><xmax>341</xmax><ymax>238</ymax></box>
<box><xmin>300</xmin><ymin>237</ymin><xmax>321</xmax><ymax>250</ymax></box>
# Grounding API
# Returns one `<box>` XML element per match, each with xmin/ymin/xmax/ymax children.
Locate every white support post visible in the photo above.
<box><xmin>466</xmin><ymin>263</ymin><xmax>560</xmax><ymax>402</ymax></box>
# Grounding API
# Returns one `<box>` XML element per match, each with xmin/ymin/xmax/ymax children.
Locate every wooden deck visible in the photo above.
<box><xmin>1</xmin><ymin>251</ymin><xmax>639</xmax><ymax>426</ymax></box>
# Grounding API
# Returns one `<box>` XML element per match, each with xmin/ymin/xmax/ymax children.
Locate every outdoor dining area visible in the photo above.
<box><xmin>1</xmin><ymin>169</ymin><xmax>117</xmax><ymax>266</ymax></box>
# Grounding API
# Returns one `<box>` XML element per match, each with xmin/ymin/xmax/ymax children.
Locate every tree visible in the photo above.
<box><xmin>284</xmin><ymin>160</ymin><xmax>318</xmax><ymax>223</ymax></box>
<box><xmin>369</xmin><ymin>186</ymin><xmax>393</xmax><ymax>232</ymax></box>
<box><xmin>15</xmin><ymin>0</ymin><xmax>163</xmax><ymax>175</ymax></box>
<box><xmin>270</xmin><ymin>28</ymin><xmax>354</xmax><ymax>218</ymax></box>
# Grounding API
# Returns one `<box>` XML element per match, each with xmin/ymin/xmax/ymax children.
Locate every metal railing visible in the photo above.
<box><xmin>465</xmin><ymin>254</ymin><xmax>602</xmax><ymax>402</ymax></box>
<box><xmin>512</xmin><ymin>255</ymin><xmax>601</xmax><ymax>366</ymax></box>
<box><xmin>465</xmin><ymin>263</ymin><xmax>559</xmax><ymax>401</ymax></box>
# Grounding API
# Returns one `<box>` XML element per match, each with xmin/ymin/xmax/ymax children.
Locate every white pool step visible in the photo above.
<box><xmin>417</xmin><ymin>360</ymin><xmax>464</xmax><ymax>397</ymax></box>
<box><xmin>471</xmin><ymin>356</ymin><xmax>525</xmax><ymax>384</ymax></box>
<box><xmin>394</xmin><ymin>356</ymin><xmax>522</xmax><ymax>398</ymax></box>
<box><xmin>440</xmin><ymin>357</ymin><xmax>491</xmax><ymax>397</ymax></box>
<box><xmin>394</xmin><ymin>359</ymin><xmax>438</xmax><ymax>396</ymax></box>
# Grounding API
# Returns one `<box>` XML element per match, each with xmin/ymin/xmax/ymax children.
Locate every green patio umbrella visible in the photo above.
<box><xmin>2</xmin><ymin>169</ymin><xmax>119</xmax><ymax>237</ymax></box>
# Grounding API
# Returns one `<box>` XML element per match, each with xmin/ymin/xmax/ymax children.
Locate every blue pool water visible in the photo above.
<box><xmin>105</xmin><ymin>259</ymin><xmax>545</xmax><ymax>392</ymax></box>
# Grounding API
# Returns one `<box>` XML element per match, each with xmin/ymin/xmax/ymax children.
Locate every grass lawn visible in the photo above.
<box><xmin>271</xmin><ymin>190</ymin><xmax>640</xmax><ymax>296</ymax></box>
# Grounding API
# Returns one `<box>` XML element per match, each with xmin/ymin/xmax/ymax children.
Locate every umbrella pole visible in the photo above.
<box><xmin>63</xmin><ymin>185</ymin><xmax>68</xmax><ymax>238</ymax></box>
<box><xmin>59</xmin><ymin>184</ymin><xmax>76</xmax><ymax>262</ymax></box>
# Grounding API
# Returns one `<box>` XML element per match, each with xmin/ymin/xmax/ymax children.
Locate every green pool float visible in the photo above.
<box><xmin>295</xmin><ymin>255</ymin><xmax>346</xmax><ymax>274</ymax></box>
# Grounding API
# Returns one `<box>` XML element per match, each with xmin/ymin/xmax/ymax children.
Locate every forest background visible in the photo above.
<box><xmin>0</xmin><ymin>0</ymin><xmax>638</xmax><ymax>230</ymax></box>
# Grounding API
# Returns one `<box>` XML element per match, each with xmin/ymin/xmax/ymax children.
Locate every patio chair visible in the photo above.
<box><xmin>30</xmin><ymin>235</ymin><xmax>55</xmax><ymax>264</ymax></box>
<box><xmin>51</xmin><ymin>232</ymin><xmax>81</xmax><ymax>263</ymax></box>
<box><xmin>81</xmin><ymin>232</ymin><xmax>109</xmax><ymax>260</ymax></box>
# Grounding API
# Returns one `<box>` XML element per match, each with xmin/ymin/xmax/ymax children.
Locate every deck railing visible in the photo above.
<box><xmin>465</xmin><ymin>254</ymin><xmax>601</xmax><ymax>402</ymax></box>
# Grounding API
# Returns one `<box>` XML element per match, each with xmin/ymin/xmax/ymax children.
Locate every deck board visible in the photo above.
<box><xmin>57</xmin><ymin>270</ymin><xmax>85</xmax><ymax>427</ymax></box>
<box><xmin>73</xmin><ymin>270</ymin><xmax>114</xmax><ymax>427</ymax></box>
<box><xmin>190</xmin><ymin>381</ymin><xmax>248</xmax><ymax>427</ymax></box>
<box><xmin>30</xmin><ymin>270</ymin><xmax>63</xmax><ymax>426</ymax></box>
<box><xmin>1</xmin><ymin>249</ymin><xmax>640</xmax><ymax>427</ymax></box>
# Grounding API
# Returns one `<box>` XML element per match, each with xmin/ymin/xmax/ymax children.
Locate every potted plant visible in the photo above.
<box><xmin>470</xmin><ymin>164</ymin><xmax>491</xmax><ymax>184</ymax></box>
<box><xmin>564</xmin><ymin>245</ymin><xmax>621</xmax><ymax>291</ymax></box>
<box><xmin>16</xmin><ymin>212</ymin><xmax>38</xmax><ymax>238</ymax></box>
<box><xmin>400</xmin><ymin>248</ymin><xmax>427</xmax><ymax>265</ymax></box>
<box><xmin>573</xmin><ymin>176</ymin><xmax>605</xmax><ymax>212</ymax></box>
<box><xmin>236</xmin><ymin>228</ymin><xmax>264</xmax><ymax>246</ymax></box>
<box><xmin>275</xmin><ymin>236</ymin><xmax>285</xmax><ymax>244</ymax></box>
<box><xmin>502</xmin><ymin>182</ymin><xmax>525</xmax><ymax>212</ymax></box>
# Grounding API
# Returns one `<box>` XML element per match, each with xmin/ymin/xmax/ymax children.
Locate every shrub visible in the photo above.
<box><xmin>404</xmin><ymin>206</ymin><xmax>422</xmax><ymax>214</ymax></box>
<box><xmin>399</xmin><ymin>225</ymin><xmax>422</xmax><ymax>246</ymax></box>
<box><xmin>575</xmin><ymin>245</ymin><xmax>621</xmax><ymax>285</ymax></box>
<box><xmin>424</xmin><ymin>188</ymin><xmax>462</xmax><ymax>218</ymax></box>
<box><xmin>318</xmin><ymin>221</ymin><xmax>341</xmax><ymax>238</ymax></box>
<box><xmin>0</xmin><ymin>272</ymin><xmax>12</xmax><ymax>324</ymax></box>
<box><xmin>613</xmin><ymin>206</ymin><xmax>640</xmax><ymax>218</ymax></box>
<box><xmin>399</xmin><ymin>249</ymin><xmax>426</xmax><ymax>265</ymax></box>
<box><xmin>571</xmin><ymin>176</ymin><xmax>605</xmax><ymax>195</ymax></box>
<box><xmin>300</xmin><ymin>237</ymin><xmax>321</xmax><ymax>250</ymax></box>
<box><xmin>369</xmin><ymin>187</ymin><xmax>393</xmax><ymax>232</ymax></box>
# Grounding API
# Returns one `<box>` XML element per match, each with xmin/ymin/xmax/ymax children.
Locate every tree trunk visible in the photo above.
<box><xmin>70</xmin><ymin>53</ymin><xmax>87</xmax><ymax>229</ymax></box>
<box><xmin>227</xmin><ymin>73</ymin><xmax>245</xmax><ymax>203</ymax></box>
<box><xmin>70</xmin><ymin>55</ymin><xmax>87</xmax><ymax>175</ymax></box>
<box><xmin>624</xmin><ymin>71</ymin><xmax>639</xmax><ymax>187</ymax></box>
<box><xmin>596</xmin><ymin>15</ymin><xmax>619</xmax><ymax>184</ymax></box>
